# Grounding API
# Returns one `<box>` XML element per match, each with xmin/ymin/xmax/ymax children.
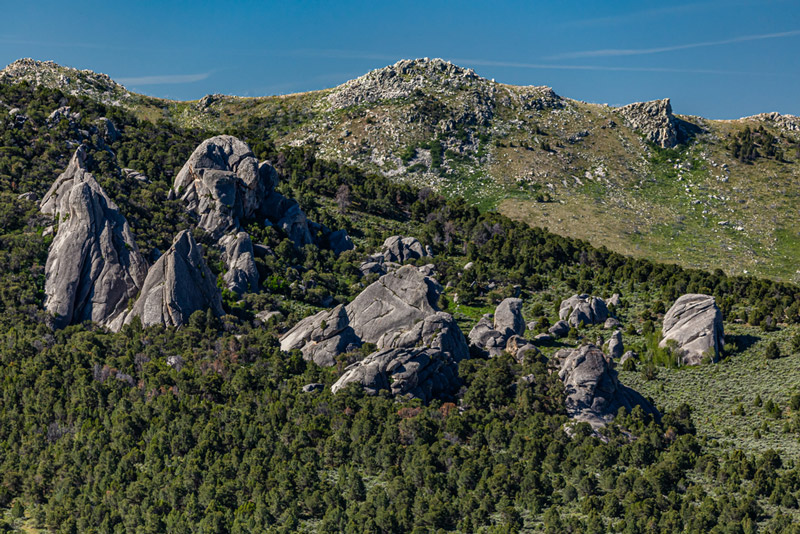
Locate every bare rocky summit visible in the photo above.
<box><xmin>617</xmin><ymin>98</ymin><xmax>679</xmax><ymax>148</ymax></box>
<box><xmin>40</xmin><ymin>147</ymin><xmax>147</xmax><ymax>329</ymax></box>
<box><xmin>661</xmin><ymin>294</ymin><xmax>724</xmax><ymax>365</ymax></box>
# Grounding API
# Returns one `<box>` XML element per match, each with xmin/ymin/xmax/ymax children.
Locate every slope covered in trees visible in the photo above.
<box><xmin>2</xmin><ymin>79</ymin><xmax>800</xmax><ymax>533</ymax></box>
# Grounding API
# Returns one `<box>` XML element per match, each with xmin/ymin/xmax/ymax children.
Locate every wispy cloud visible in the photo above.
<box><xmin>117</xmin><ymin>72</ymin><xmax>211</xmax><ymax>86</ymax></box>
<box><xmin>447</xmin><ymin>58</ymin><xmax>762</xmax><ymax>76</ymax></box>
<box><xmin>547</xmin><ymin>29</ymin><xmax>800</xmax><ymax>60</ymax></box>
<box><xmin>561</xmin><ymin>1</ymin><xmax>721</xmax><ymax>28</ymax></box>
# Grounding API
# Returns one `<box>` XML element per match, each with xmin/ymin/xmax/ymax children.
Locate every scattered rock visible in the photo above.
<box><xmin>548</xmin><ymin>320</ymin><xmax>571</xmax><ymax>338</ymax></box>
<box><xmin>559</xmin><ymin>294</ymin><xmax>609</xmax><ymax>327</ymax></box>
<box><xmin>532</xmin><ymin>333</ymin><xmax>554</xmax><ymax>345</ymax></box>
<box><xmin>620</xmin><ymin>351</ymin><xmax>638</xmax><ymax>365</ymax></box>
<box><xmin>255</xmin><ymin>310</ymin><xmax>282</xmax><ymax>324</ymax></box>
<box><xmin>122</xmin><ymin>168</ymin><xmax>150</xmax><ymax>184</ymax></box>
<box><xmin>606</xmin><ymin>330</ymin><xmax>624</xmax><ymax>360</ymax></box>
<box><xmin>40</xmin><ymin>147</ymin><xmax>147</xmax><ymax>329</ymax></box>
<box><xmin>107</xmin><ymin>230</ymin><xmax>223</xmax><ymax>331</ymax></box>
<box><xmin>302</xmin><ymin>383</ymin><xmax>324</xmax><ymax>393</ymax></box>
<box><xmin>166</xmin><ymin>355</ymin><xmax>184</xmax><ymax>370</ymax></box>
<box><xmin>557</xmin><ymin>344</ymin><xmax>659</xmax><ymax>428</ymax></box>
<box><xmin>660</xmin><ymin>294</ymin><xmax>724</xmax><ymax>365</ymax></box>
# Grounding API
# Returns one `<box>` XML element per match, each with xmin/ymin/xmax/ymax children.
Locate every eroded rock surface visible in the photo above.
<box><xmin>468</xmin><ymin>298</ymin><xmax>526</xmax><ymax>356</ymax></box>
<box><xmin>281</xmin><ymin>265</ymin><xmax>468</xmax><ymax>400</ymax></box>
<box><xmin>617</xmin><ymin>98</ymin><xmax>678</xmax><ymax>148</ymax></box>
<box><xmin>40</xmin><ymin>147</ymin><xmax>147</xmax><ymax>329</ymax></box>
<box><xmin>559</xmin><ymin>295</ymin><xmax>609</xmax><ymax>327</ymax></box>
<box><xmin>359</xmin><ymin>235</ymin><xmax>429</xmax><ymax>276</ymax></box>
<box><xmin>660</xmin><ymin>294</ymin><xmax>724</xmax><ymax>365</ymax></box>
<box><xmin>108</xmin><ymin>230</ymin><xmax>223</xmax><ymax>330</ymax></box>
<box><xmin>557</xmin><ymin>344</ymin><xmax>659</xmax><ymax>427</ymax></box>
<box><xmin>219</xmin><ymin>232</ymin><xmax>259</xmax><ymax>295</ymax></box>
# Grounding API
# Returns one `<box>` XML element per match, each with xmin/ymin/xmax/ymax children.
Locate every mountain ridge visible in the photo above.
<box><xmin>4</xmin><ymin>57</ymin><xmax>800</xmax><ymax>283</ymax></box>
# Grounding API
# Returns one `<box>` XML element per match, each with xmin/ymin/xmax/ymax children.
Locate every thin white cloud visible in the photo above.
<box><xmin>561</xmin><ymin>1</ymin><xmax>724</xmax><ymax>28</ymax></box>
<box><xmin>547</xmin><ymin>29</ymin><xmax>800</xmax><ymax>60</ymax></box>
<box><xmin>447</xmin><ymin>58</ymin><xmax>761</xmax><ymax>76</ymax></box>
<box><xmin>117</xmin><ymin>72</ymin><xmax>210</xmax><ymax>86</ymax></box>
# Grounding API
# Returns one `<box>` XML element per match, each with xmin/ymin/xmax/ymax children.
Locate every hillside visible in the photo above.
<box><xmin>5</xmin><ymin>57</ymin><xmax>799</xmax><ymax>281</ymax></box>
<box><xmin>3</xmin><ymin>57</ymin><xmax>800</xmax><ymax>533</ymax></box>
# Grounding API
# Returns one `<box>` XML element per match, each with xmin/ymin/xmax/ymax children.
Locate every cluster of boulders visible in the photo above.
<box><xmin>468</xmin><ymin>298</ymin><xmax>538</xmax><ymax>362</ymax></box>
<box><xmin>171</xmin><ymin>135</ymin><xmax>352</xmax><ymax>295</ymax></box>
<box><xmin>40</xmin><ymin>135</ymin><xmax>352</xmax><ymax>331</ymax></box>
<box><xmin>359</xmin><ymin>235</ymin><xmax>431</xmax><ymax>276</ymax></box>
<box><xmin>281</xmin><ymin>265</ymin><xmax>468</xmax><ymax>402</ymax></box>
<box><xmin>559</xmin><ymin>294</ymin><xmax>609</xmax><ymax>327</ymax></box>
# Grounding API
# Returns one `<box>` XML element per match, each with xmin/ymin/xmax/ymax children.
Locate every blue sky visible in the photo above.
<box><xmin>2</xmin><ymin>0</ymin><xmax>798</xmax><ymax>118</ymax></box>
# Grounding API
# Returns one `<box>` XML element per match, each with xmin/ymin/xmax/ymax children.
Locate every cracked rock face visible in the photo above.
<box><xmin>557</xmin><ymin>344</ymin><xmax>659</xmax><ymax>428</ymax></box>
<box><xmin>559</xmin><ymin>294</ymin><xmax>609</xmax><ymax>327</ymax></box>
<box><xmin>108</xmin><ymin>230</ymin><xmax>223</xmax><ymax>331</ymax></box>
<box><xmin>617</xmin><ymin>98</ymin><xmax>678</xmax><ymax>148</ymax></box>
<box><xmin>219</xmin><ymin>232</ymin><xmax>259</xmax><ymax>295</ymax></box>
<box><xmin>40</xmin><ymin>147</ymin><xmax>147</xmax><ymax>329</ymax></box>
<box><xmin>331</xmin><ymin>347</ymin><xmax>461</xmax><ymax>403</ymax></box>
<box><xmin>281</xmin><ymin>265</ymin><xmax>468</xmax><ymax>401</ymax></box>
<box><xmin>660</xmin><ymin>294</ymin><xmax>724</xmax><ymax>365</ymax></box>
<box><xmin>173</xmin><ymin>135</ymin><xmax>277</xmax><ymax>238</ymax></box>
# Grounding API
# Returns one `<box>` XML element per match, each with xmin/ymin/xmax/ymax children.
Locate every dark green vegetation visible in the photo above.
<box><xmin>4</xmin><ymin>81</ymin><xmax>800</xmax><ymax>533</ymax></box>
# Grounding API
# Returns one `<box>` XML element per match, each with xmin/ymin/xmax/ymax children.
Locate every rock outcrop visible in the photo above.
<box><xmin>617</xmin><ymin>98</ymin><xmax>678</xmax><ymax>148</ymax></box>
<box><xmin>606</xmin><ymin>330</ymin><xmax>624</xmax><ymax>360</ymax></box>
<box><xmin>40</xmin><ymin>147</ymin><xmax>147</xmax><ymax>329</ymax></box>
<box><xmin>107</xmin><ymin>231</ymin><xmax>223</xmax><ymax>330</ymax></box>
<box><xmin>557</xmin><ymin>344</ymin><xmax>659</xmax><ymax>427</ymax></box>
<box><xmin>173</xmin><ymin>135</ymin><xmax>279</xmax><ymax>238</ymax></box>
<box><xmin>331</xmin><ymin>347</ymin><xmax>461</xmax><ymax>403</ymax></box>
<box><xmin>359</xmin><ymin>235</ymin><xmax>429</xmax><ymax>277</ymax></box>
<box><xmin>281</xmin><ymin>265</ymin><xmax>468</xmax><ymax>400</ymax></box>
<box><xmin>559</xmin><ymin>295</ymin><xmax>609</xmax><ymax>327</ymax></box>
<box><xmin>660</xmin><ymin>294</ymin><xmax>724</xmax><ymax>365</ymax></box>
<box><xmin>468</xmin><ymin>298</ymin><xmax>526</xmax><ymax>356</ymax></box>
<box><xmin>219</xmin><ymin>232</ymin><xmax>259</xmax><ymax>295</ymax></box>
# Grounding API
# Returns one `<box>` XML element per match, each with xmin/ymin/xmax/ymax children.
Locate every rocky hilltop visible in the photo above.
<box><xmin>5</xmin><ymin>57</ymin><xmax>800</xmax><ymax>282</ymax></box>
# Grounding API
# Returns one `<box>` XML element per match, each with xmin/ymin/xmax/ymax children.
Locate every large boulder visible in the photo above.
<box><xmin>606</xmin><ymin>330</ymin><xmax>624</xmax><ymax>360</ymax></box>
<box><xmin>346</xmin><ymin>265</ymin><xmax>440</xmax><ymax>346</ymax></box>
<box><xmin>549</xmin><ymin>320</ymin><xmax>571</xmax><ymax>338</ymax></box>
<box><xmin>559</xmin><ymin>294</ymin><xmax>609</xmax><ymax>327</ymax></box>
<box><xmin>557</xmin><ymin>344</ymin><xmax>659</xmax><ymax>428</ymax></box>
<box><xmin>219</xmin><ymin>232</ymin><xmax>259</xmax><ymax>295</ymax></box>
<box><xmin>494</xmin><ymin>298</ymin><xmax>525</xmax><ymax>337</ymax></box>
<box><xmin>617</xmin><ymin>98</ymin><xmax>678</xmax><ymax>149</ymax></box>
<box><xmin>40</xmin><ymin>147</ymin><xmax>147</xmax><ymax>329</ymax></box>
<box><xmin>107</xmin><ymin>231</ymin><xmax>224</xmax><ymax>330</ymax></box>
<box><xmin>660</xmin><ymin>294</ymin><xmax>724</xmax><ymax>365</ymax></box>
<box><xmin>280</xmin><ymin>304</ymin><xmax>361</xmax><ymax>367</ymax></box>
<box><xmin>331</xmin><ymin>347</ymin><xmax>461</xmax><ymax>403</ymax></box>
